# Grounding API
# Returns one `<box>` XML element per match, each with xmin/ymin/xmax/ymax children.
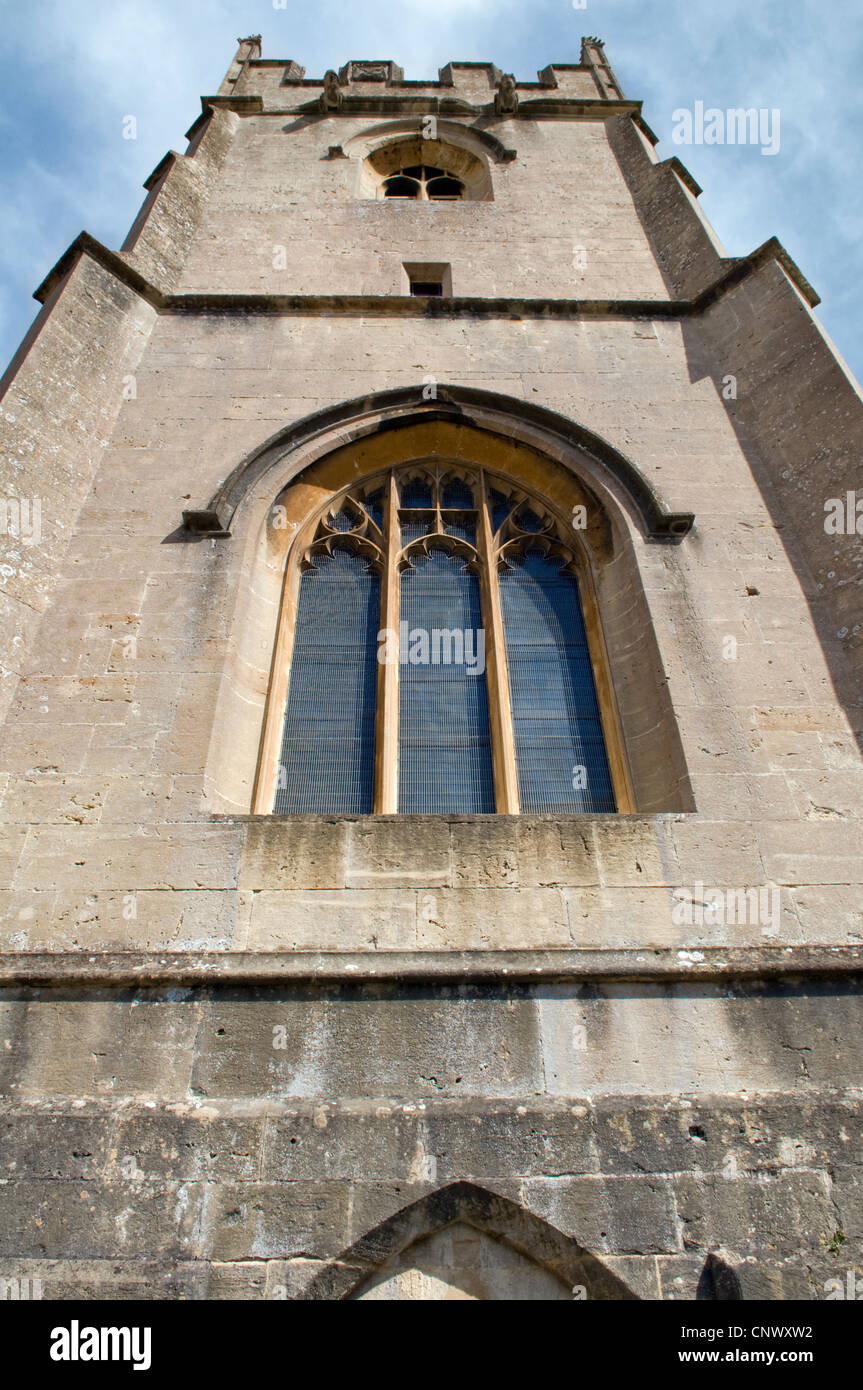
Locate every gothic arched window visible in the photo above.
<box><xmin>258</xmin><ymin>467</ymin><xmax>628</xmax><ymax>815</ymax></box>
<box><xmin>382</xmin><ymin>166</ymin><xmax>466</xmax><ymax>200</ymax></box>
<box><xmin>361</xmin><ymin>137</ymin><xmax>493</xmax><ymax>201</ymax></box>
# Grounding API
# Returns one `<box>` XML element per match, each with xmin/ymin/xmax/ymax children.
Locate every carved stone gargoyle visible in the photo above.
<box><xmin>319</xmin><ymin>70</ymin><xmax>343</xmax><ymax>112</ymax></box>
<box><xmin>494</xmin><ymin>73</ymin><xmax>519</xmax><ymax>115</ymax></box>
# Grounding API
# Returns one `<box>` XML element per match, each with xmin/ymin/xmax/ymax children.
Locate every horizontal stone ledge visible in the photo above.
<box><xmin>234</xmin><ymin>96</ymin><xmax>646</xmax><ymax>121</ymax></box>
<box><xmin>164</xmin><ymin>293</ymin><xmax>688</xmax><ymax>318</ymax></box>
<box><xmin>200</xmin><ymin>94</ymin><xmax>265</xmax><ymax>113</ymax></box>
<box><xmin>0</xmin><ymin>946</ymin><xmax>860</xmax><ymax>989</ymax></box>
<box><xmin>33</xmin><ymin>231</ymin><xmax>819</xmax><ymax>316</ymax></box>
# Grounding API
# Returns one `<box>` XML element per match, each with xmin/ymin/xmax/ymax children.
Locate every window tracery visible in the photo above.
<box><xmin>260</xmin><ymin>464</ymin><xmax>627</xmax><ymax>815</ymax></box>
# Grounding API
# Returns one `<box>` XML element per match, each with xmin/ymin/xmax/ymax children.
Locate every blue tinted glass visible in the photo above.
<box><xmin>489</xmin><ymin>488</ymin><xmax>511</xmax><ymax>532</ymax></box>
<box><xmin>515</xmin><ymin>507</ymin><xmax>545</xmax><ymax>533</ymax></box>
<box><xmin>442</xmin><ymin>516</ymin><xmax>476</xmax><ymax>544</ymax></box>
<box><xmin>399</xmin><ymin>548</ymin><xmax>494</xmax><ymax>813</ymax></box>
<box><xmin>274</xmin><ymin>547</ymin><xmax>379</xmax><ymax>813</ymax></box>
<box><xmin>363</xmin><ymin>489</ymin><xmax>384</xmax><ymax>529</ymax></box>
<box><xmin>400</xmin><ymin>478</ymin><xmax>433</xmax><ymax>508</ymax></box>
<box><xmin>400</xmin><ymin>518</ymin><xmax>432</xmax><ymax>546</ymax></box>
<box><xmin>442</xmin><ymin>479</ymin><xmax>474</xmax><ymax>509</ymax></box>
<box><xmin>500</xmin><ymin>550</ymin><xmax>616</xmax><ymax>813</ymax></box>
<box><xmin>328</xmin><ymin>507</ymin><xmax>355</xmax><ymax>532</ymax></box>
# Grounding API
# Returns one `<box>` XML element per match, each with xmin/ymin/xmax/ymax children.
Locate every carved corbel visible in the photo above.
<box><xmin>319</xmin><ymin>70</ymin><xmax>343</xmax><ymax>112</ymax></box>
<box><xmin>494</xmin><ymin>74</ymin><xmax>519</xmax><ymax>115</ymax></box>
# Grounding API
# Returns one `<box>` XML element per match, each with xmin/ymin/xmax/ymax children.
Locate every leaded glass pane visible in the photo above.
<box><xmin>500</xmin><ymin>549</ymin><xmax>616</xmax><ymax>813</ymax></box>
<box><xmin>274</xmin><ymin>547</ymin><xmax>379</xmax><ymax>813</ymax></box>
<box><xmin>399</xmin><ymin>548</ymin><xmax>494</xmax><ymax>813</ymax></box>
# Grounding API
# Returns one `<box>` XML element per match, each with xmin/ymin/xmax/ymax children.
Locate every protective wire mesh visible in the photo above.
<box><xmin>442</xmin><ymin>516</ymin><xmax>476</xmax><ymax>544</ymax></box>
<box><xmin>400</xmin><ymin>479</ymin><xmax>433</xmax><ymax>508</ymax></box>
<box><xmin>400</xmin><ymin>517</ymin><xmax>433</xmax><ymax>545</ymax></box>
<box><xmin>489</xmin><ymin>488</ymin><xmax>511</xmax><ymax>532</ymax></box>
<box><xmin>398</xmin><ymin>548</ymin><xmax>495</xmax><ymax>813</ymax></box>
<box><xmin>515</xmin><ymin>506</ymin><xmax>545</xmax><ymax>533</ymax></box>
<box><xmin>363</xmin><ymin>489</ymin><xmax>384</xmax><ymax>529</ymax></box>
<box><xmin>499</xmin><ymin>549</ymin><xmax>616</xmax><ymax>813</ymax></box>
<box><xmin>274</xmin><ymin>546</ymin><xmax>379</xmax><ymax>813</ymax></box>
<box><xmin>442</xmin><ymin>479</ymin><xmax>474</xmax><ymax>508</ymax></box>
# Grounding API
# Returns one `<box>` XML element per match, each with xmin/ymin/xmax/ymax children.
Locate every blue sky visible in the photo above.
<box><xmin>1</xmin><ymin>0</ymin><xmax>861</xmax><ymax>378</ymax></box>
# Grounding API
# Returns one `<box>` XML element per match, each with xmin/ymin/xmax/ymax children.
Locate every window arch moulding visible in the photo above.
<box><xmin>337</xmin><ymin>119</ymin><xmax>513</xmax><ymax>201</ymax></box>
<box><xmin>302</xmin><ymin>1182</ymin><xmax>641</xmax><ymax>1301</ymax></box>
<box><xmin>252</xmin><ymin>452</ymin><xmax>632</xmax><ymax>816</ymax></box>
<box><xmin>182</xmin><ymin>386</ymin><xmax>695</xmax><ymax>544</ymax></box>
<box><xmin>194</xmin><ymin>394</ymin><xmax>695</xmax><ymax>818</ymax></box>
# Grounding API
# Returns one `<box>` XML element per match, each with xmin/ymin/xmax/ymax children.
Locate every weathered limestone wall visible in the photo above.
<box><xmin>607</xmin><ymin>114</ymin><xmax>726</xmax><ymax>298</ymax></box>
<box><xmin>608</xmin><ymin>110</ymin><xmax>863</xmax><ymax>723</ymax></box>
<box><xmin>694</xmin><ymin>261</ymin><xmax>863</xmax><ymax>699</ymax></box>
<box><xmin>0</xmin><ymin>1024</ymin><xmax>857</xmax><ymax>1298</ymax></box>
<box><xmin>0</xmin><ymin>258</ymin><xmax>156</xmax><ymax>731</ymax></box>
<box><xmin>3</xmin><ymin>809</ymin><xmax>863</xmax><ymax>953</ymax></box>
<box><xmin>2</xmin><ymin>304</ymin><xmax>860</xmax><ymax>953</ymax></box>
<box><xmin>121</xmin><ymin>108</ymin><xmax>241</xmax><ymax>293</ymax></box>
<box><xmin>175</xmin><ymin>116</ymin><xmax>671</xmax><ymax>300</ymax></box>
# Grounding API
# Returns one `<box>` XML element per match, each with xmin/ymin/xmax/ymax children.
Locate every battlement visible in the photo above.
<box><xmin>216</xmin><ymin>36</ymin><xmax>626</xmax><ymax>107</ymax></box>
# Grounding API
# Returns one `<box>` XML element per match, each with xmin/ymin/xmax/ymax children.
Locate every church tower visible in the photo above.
<box><xmin>0</xmin><ymin>36</ymin><xmax>861</xmax><ymax>1300</ymax></box>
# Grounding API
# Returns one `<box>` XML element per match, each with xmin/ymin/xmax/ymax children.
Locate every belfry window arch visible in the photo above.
<box><xmin>382</xmin><ymin>166</ymin><xmax>465</xmax><ymax>200</ymax></box>
<box><xmin>361</xmin><ymin>137</ymin><xmax>493</xmax><ymax>201</ymax></box>
<box><xmin>254</xmin><ymin>464</ymin><xmax>633</xmax><ymax>815</ymax></box>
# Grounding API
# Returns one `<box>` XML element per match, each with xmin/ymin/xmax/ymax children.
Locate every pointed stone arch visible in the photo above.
<box><xmin>182</xmin><ymin>385</ymin><xmax>694</xmax><ymax>545</ymax></box>
<box><xmin>198</xmin><ymin>388</ymin><xmax>696</xmax><ymax>814</ymax></box>
<box><xmin>300</xmin><ymin>1182</ymin><xmax>641</xmax><ymax>1300</ymax></box>
<box><xmin>342</xmin><ymin>117</ymin><xmax>517</xmax><ymax>167</ymax></box>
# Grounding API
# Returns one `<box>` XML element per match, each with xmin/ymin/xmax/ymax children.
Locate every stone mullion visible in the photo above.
<box><xmin>477</xmin><ymin>470</ymin><xmax>520</xmax><ymax>814</ymax></box>
<box><xmin>373</xmin><ymin>472</ymin><xmax>401</xmax><ymax>813</ymax></box>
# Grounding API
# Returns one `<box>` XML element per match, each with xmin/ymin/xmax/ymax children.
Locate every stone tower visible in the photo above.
<box><xmin>0</xmin><ymin>36</ymin><xmax>861</xmax><ymax>1301</ymax></box>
